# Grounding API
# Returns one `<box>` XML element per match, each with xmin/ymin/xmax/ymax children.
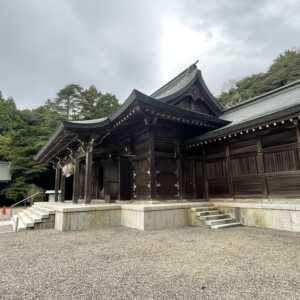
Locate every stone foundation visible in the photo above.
<box><xmin>34</xmin><ymin>199</ymin><xmax>300</xmax><ymax>232</ymax></box>
<box><xmin>35</xmin><ymin>201</ymin><xmax>208</xmax><ymax>232</ymax></box>
<box><xmin>212</xmin><ymin>200</ymin><xmax>300</xmax><ymax>232</ymax></box>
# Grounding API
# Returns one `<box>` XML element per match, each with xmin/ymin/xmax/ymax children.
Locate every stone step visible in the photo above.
<box><xmin>196</xmin><ymin>210</ymin><xmax>220</xmax><ymax>216</ymax></box>
<box><xmin>33</xmin><ymin>205</ymin><xmax>54</xmax><ymax>215</ymax></box>
<box><xmin>22</xmin><ymin>209</ymin><xmax>42</xmax><ymax>223</ymax></box>
<box><xmin>211</xmin><ymin>222</ymin><xmax>241</xmax><ymax>229</ymax></box>
<box><xmin>192</xmin><ymin>206</ymin><xmax>217</xmax><ymax>212</ymax></box>
<box><xmin>18</xmin><ymin>212</ymin><xmax>34</xmax><ymax>228</ymax></box>
<box><xmin>205</xmin><ymin>218</ymin><xmax>236</xmax><ymax>226</ymax></box>
<box><xmin>199</xmin><ymin>214</ymin><xmax>228</xmax><ymax>221</ymax></box>
<box><xmin>28</xmin><ymin>207</ymin><xmax>49</xmax><ymax>219</ymax></box>
<box><xmin>11</xmin><ymin>215</ymin><xmax>25</xmax><ymax>231</ymax></box>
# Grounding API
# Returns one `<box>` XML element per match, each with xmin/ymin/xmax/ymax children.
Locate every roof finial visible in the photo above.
<box><xmin>188</xmin><ymin>60</ymin><xmax>199</xmax><ymax>73</ymax></box>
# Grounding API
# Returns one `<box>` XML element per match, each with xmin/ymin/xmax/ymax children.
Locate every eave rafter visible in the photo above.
<box><xmin>186</xmin><ymin>114</ymin><xmax>300</xmax><ymax>149</ymax></box>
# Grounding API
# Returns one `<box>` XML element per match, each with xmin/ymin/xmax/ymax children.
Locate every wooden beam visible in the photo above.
<box><xmin>225</xmin><ymin>144</ymin><xmax>234</xmax><ymax>197</ymax></box>
<box><xmin>84</xmin><ymin>140</ymin><xmax>94</xmax><ymax>204</ymax></box>
<box><xmin>202</xmin><ymin>146</ymin><xmax>209</xmax><ymax>200</ymax></box>
<box><xmin>295</xmin><ymin>125</ymin><xmax>300</xmax><ymax>170</ymax></box>
<box><xmin>54</xmin><ymin>163</ymin><xmax>60</xmax><ymax>202</ymax></box>
<box><xmin>149</xmin><ymin>131</ymin><xmax>156</xmax><ymax>199</ymax></box>
<box><xmin>118</xmin><ymin>156</ymin><xmax>121</xmax><ymax>200</ymax></box>
<box><xmin>175</xmin><ymin>141</ymin><xmax>182</xmax><ymax>199</ymax></box>
<box><xmin>72</xmin><ymin>158</ymin><xmax>80</xmax><ymax>204</ymax></box>
<box><xmin>257</xmin><ymin>135</ymin><xmax>269</xmax><ymax>197</ymax></box>
<box><xmin>192</xmin><ymin>160</ymin><xmax>197</xmax><ymax>199</ymax></box>
<box><xmin>60</xmin><ymin>173</ymin><xmax>65</xmax><ymax>202</ymax></box>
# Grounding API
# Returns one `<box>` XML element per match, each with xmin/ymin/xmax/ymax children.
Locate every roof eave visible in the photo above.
<box><xmin>186</xmin><ymin>103</ymin><xmax>300</xmax><ymax>144</ymax></box>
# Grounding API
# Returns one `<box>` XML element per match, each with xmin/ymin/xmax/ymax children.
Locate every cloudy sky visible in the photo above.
<box><xmin>0</xmin><ymin>0</ymin><xmax>299</xmax><ymax>109</ymax></box>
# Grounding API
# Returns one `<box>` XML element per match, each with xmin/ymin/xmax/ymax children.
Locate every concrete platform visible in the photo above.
<box><xmin>211</xmin><ymin>199</ymin><xmax>300</xmax><ymax>232</ymax></box>
<box><xmin>34</xmin><ymin>201</ymin><xmax>209</xmax><ymax>232</ymax></box>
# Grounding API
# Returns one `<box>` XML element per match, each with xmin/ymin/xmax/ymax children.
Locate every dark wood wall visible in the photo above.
<box><xmin>74</xmin><ymin>118</ymin><xmax>300</xmax><ymax>201</ymax></box>
<box><xmin>184</xmin><ymin>124</ymin><xmax>300</xmax><ymax>199</ymax></box>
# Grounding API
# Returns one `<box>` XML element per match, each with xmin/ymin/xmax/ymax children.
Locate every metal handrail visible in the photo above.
<box><xmin>9</xmin><ymin>192</ymin><xmax>43</xmax><ymax>218</ymax></box>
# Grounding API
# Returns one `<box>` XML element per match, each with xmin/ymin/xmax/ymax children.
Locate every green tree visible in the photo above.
<box><xmin>79</xmin><ymin>85</ymin><xmax>120</xmax><ymax>119</ymax></box>
<box><xmin>55</xmin><ymin>84</ymin><xmax>83</xmax><ymax>120</ymax></box>
<box><xmin>0</xmin><ymin>84</ymin><xmax>120</xmax><ymax>204</ymax></box>
<box><xmin>0</xmin><ymin>94</ymin><xmax>61</xmax><ymax>202</ymax></box>
<box><xmin>219</xmin><ymin>49</ymin><xmax>300</xmax><ymax>107</ymax></box>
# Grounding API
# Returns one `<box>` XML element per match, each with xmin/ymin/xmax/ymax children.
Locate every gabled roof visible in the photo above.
<box><xmin>151</xmin><ymin>64</ymin><xmax>199</xmax><ymax>99</ymax></box>
<box><xmin>186</xmin><ymin>79</ymin><xmax>300</xmax><ymax>143</ymax></box>
<box><xmin>36</xmin><ymin>86</ymin><xmax>229</xmax><ymax>163</ymax></box>
<box><xmin>151</xmin><ymin>63</ymin><xmax>224</xmax><ymax>115</ymax></box>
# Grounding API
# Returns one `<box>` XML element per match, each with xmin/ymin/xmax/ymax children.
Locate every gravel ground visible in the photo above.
<box><xmin>0</xmin><ymin>226</ymin><xmax>299</xmax><ymax>300</ymax></box>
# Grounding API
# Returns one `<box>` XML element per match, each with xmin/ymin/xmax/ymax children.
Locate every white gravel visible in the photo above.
<box><xmin>0</xmin><ymin>226</ymin><xmax>299</xmax><ymax>300</ymax></box>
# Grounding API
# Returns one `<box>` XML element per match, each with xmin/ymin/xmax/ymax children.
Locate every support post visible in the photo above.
<box><xmin>192</xmin><ymin>160</ymin><xmax>197</xmax><ymax>199</ymax></box>
<box><xmin>257</xmin><ymin>135</ymin><xmax>268</xmax><ymax>197</ymax></box>
<box><xmin>202</xmin><ymin>146</ymin><xmax>209</xmax><ymax>200</ymax></box>
<box><xmin>60</xmin><ymin>172</ymin><xmax>65</xmax><ymax>202</ymax></box>
<box><xmin>225</xmin><ymin>144</ymin><xmax>234</xmax><ymax>198</ymax></box>
<box><xmin>148</xmin><ymin>131</ymin><xmax>156</xmax><ymax>200</ymax></box>
<box><xmin>72</xmin><ymin>158</ymin><xmax>80</xmax><ymax>204</ymax></box>
<box><xmin>84</xmin><ymin>140</ymin><xmax>94</xmax><ymax>204</ymax></box>
<box><xmin>118</xmin><ymin>156</ymin><xmax>121</xmax><ymax>200</ymax></box>
<box><xmin>175</xmin><ymin>141</ymin><xmax>182</xmax><ymax>200</ymax></box>
<box><xmin>295</xmin><ymin>124</ymin><xmax>300</xmax><ymax>170</ymax></box>
<box><xmin>54</xmin><ymin>163</ymin><xmax>60</xmax><ymax>202</ymax></box>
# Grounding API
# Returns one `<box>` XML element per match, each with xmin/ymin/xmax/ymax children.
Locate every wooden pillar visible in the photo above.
<box><xmin>54</xmin><ymin>163</ymin><xmax>60</xmax><ymax>202</ymax></box>
<box><xmin>72</xmin><ymin>158</ymin><xmax>80</xmax><ymax>204</ymax></box>
<box><xmin>84</xmin><ymin>141</ymin><xmax>94</xmax><ymax>204</ymax></box>
<box><xmin>118</xmin><ymin>156</ymin><xmax>121</xmax><ymax>200</ymax></box>
<box><xmin>257</xmin><ymin>135</ymin><xmax>268</xmax><ymax>197</ymax></box>
<box><xmin>295</xmin><ymin>124</ymin><xmax>300</xmax><ymax>170</ymax></box>
<box><xmin>225</xmin><ymin>144</ymin><xmax>234</xmax><ymax>198</ymax></box>
<box><xmin>149</xmin><ymin>132</ymin><xmax>156</xmax><ymax>199</ymax></box>
<box><xmin>175</xmin><ymin>141</ymin><xmax>182</xmax><ymax>200</ymax></box>
<box><xmin>192</xmin><ymin>160</ymin><xmax>197</xmax><ymax>199</ymax></box>
<box><xmin>202</xmin><ymin>146</ymin><xmax>209</xmax><ymax>200</ymax></box>
<box><xmin>60</xmin><ymin>172</ymin><xmax>65</xmax><ymax>202</ymax></box>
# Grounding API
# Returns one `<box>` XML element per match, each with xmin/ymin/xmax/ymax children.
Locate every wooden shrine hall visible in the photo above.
<box><xmin>36</xmin><ymin>63</ymin><xmax>300</xmax><ymax>204</ymax></box>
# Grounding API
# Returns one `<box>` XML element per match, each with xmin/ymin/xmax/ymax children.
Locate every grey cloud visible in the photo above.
<box><xmin>0</xmin><ymin>0</ymin><xmax>299</xmax><ymax>108</ymax></box>
<box><xmin>175</xmin><ymin>0</ymin><xmax>300</xmax><ymax>92</ymax></box>
<box><xmin>0</xmin><ymin>0</ymin><xmax>164</xmax><ymax>108</ymax></box>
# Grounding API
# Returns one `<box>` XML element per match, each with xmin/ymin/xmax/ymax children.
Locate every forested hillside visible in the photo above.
<box><xmin>219</xmin><ymin>50</ymin><xmax>300</xmax><ymax>107</ymax></box>
<box><xmin>0</xmin><ymin>85</ymin><xmax>119</xmax><ymax>204</ymax></box>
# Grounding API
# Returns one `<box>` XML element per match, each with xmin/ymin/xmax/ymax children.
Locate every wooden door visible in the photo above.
<box><xmin>120</xmin><ymin>157</ymin><xmax>133</xmax><ymax>200</ymax></box>
<box><xmin>182</xmin><ymin>160</ymin><xmax>194</xmax><ymax>199</ymax></box>
<box><xmin>103</xmin><ymin>160</ymin><xmax>119</xmax><ymax>200</ymax></box>
<box><xmin>195</xmin><ymin>160</ymin><xmax>204</xmax><ymax>198</ymax></box>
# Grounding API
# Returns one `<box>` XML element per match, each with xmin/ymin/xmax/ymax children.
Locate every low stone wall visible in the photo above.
<box><xmin>37</xmin><ymin>201</ymin><xmax>209</xmax><ymax>232</ymax></box>
<box><xmin>212</xmin><ymin>201</ymin><xmax>300</xmax><ymax>232</ymax></box>
<box><xmin>54</xmin><ymin>204</ymin><xmax>121</xmax><ymax>231</ymax></box>
<box><xmin>121</xmin><ymin>203</ymin><xmax>199</xmax><ymax>230</ymax></box>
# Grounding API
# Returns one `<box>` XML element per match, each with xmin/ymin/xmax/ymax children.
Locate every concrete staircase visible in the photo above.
<box><xmin>12</xmin><ymin>204</ymin><xmax>55</xmax><ymax>232</ymax></box>
<box><xmin>190</xmin><ymin>203</ymin><xmax>241</xmax><ymax>229</ymax></box>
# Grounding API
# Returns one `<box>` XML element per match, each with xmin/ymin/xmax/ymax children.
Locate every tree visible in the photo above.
<box><xmin>79</xmin><ymin>85</ymin><xmax>120</xmax><ymax>119</ymax></box>
<box><xmin>0</xmin><ymin>84</ymin><xmax>120</xmax><ymax>204</ymax></box>
<box><xmin>219</xmin><ymin>49</ymin><xmax>300</xmax><ymax>107</ymax></box>
<box><xmin>54</xmin><ymin>84</ymin><xmax>83</xmax><ymax>120</ymax></box>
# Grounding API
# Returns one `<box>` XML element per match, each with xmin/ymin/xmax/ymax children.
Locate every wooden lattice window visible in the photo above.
<box><xmin>264</xmin><ymin>150</ymin><xmax>296</xmax><ymax>173</ymax></box>
<box><xmin>206</xmin><ymin>159</ymin><xmax>226</xmax><ymax>178</ymax></box>
<box><xmin>231</xmin><ymin>155</ymin><xmax>258</xmax><ymax>176</ymax></box>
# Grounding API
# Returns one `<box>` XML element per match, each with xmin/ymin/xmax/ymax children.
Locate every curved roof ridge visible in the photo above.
<box><xmin>151</xmin><ymin>62</ymin><xmax>198</xmax><ymax>98</ymax></box>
